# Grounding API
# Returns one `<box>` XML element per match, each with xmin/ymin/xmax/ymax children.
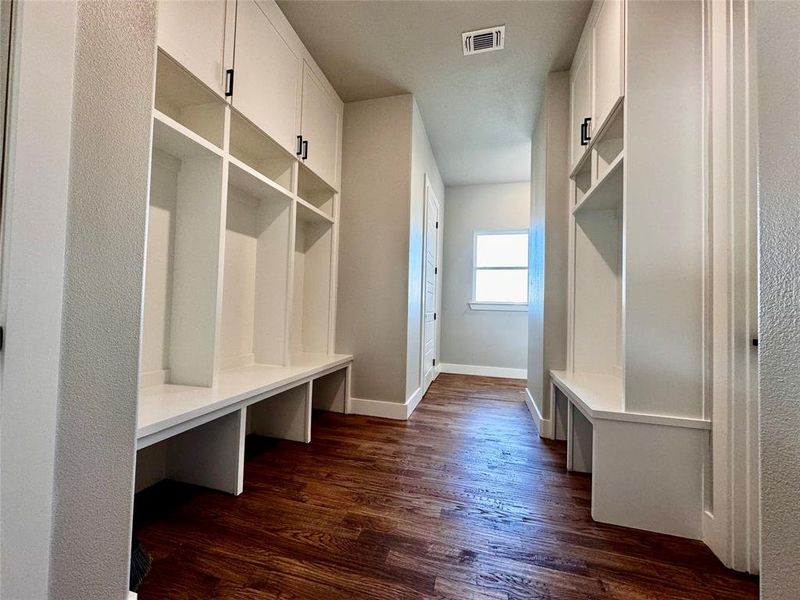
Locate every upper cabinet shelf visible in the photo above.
<box><xmin>155</xmin><ymin>0</ymin><xmax>343</xmax><ymax>191</ymax></box>
<box><xmin>570</xmin><ymin>0</ymin><xmax>624</xmax><ymax>172</ymax></box>
<box><xmin>154</xmin><ymin>51</ymin><xmax>226</xmax><ymax>149</ymax></box>
<box><xmin>232</xmin><ymin>0</ymin><xmax>301</xmax><ymax>158</ymax></box>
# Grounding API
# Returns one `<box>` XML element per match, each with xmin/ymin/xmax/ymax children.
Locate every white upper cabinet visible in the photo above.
<box><xmin>157</xmin><ymin>0</ymin><xmax>229</xmax><ymax>97</ymax></box>
<box><xmin>570</xmin><ymin>41</ymin><xmax>593</xmax><ymax>170</ymax></box>
<box><xmin>593</xmin><ymin>0</ymin><xmax>624</xmax><ymax>130</ymax></box>
<box><xmin>233</xmin><ymin>0</ymin><xmax>301</xmax><ymax>156</ymax></box>
<box><xmin>300</xmin><ymin>63</ymin><xmax>341</xmax><ymax>189</ymax></box>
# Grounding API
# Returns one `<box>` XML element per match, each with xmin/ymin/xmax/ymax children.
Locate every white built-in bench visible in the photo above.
<box><xmin>135</xmin><ymin>354</ymin><xmax>352</xmax><ymax>496</ymax></box>
<box><xmin>549</xmin><ymin>369</ymin><xmax>712</xmax><ymax>537</ymax></box>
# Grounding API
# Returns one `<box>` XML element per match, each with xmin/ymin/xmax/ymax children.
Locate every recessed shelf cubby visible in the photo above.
<box><xmin>219</xmin><ymin>163</ymin><xmax>293</xmax><ymax>370</ymax></box>
<box><xmin>291</xmin><ymin>216</ymin><xmax>333</xmax><ymax>358</ymax></box>
<box><xmin>297</xmin><ymin>162</ymin><xmax>336</xmax><ymax>218</ymax></box>
<box><xmin>141</xmin><ymin>115</ymin><xmax>224</xmax><ymax>388</ymax></box>
<box><xmin>154</xmin><ymin>50</ymin><xmax>226</xmax><ymax>149</ymax></box>
<box><xmin>594</xmin><ymin>105</ymin><xmax>623</xmax><ymax>183</ymax></box>
<box><xmin>229</xmin><ymin>110</ymin><xmax>295</xmax><ymax>192</ymax></box>
<box><xmin>572</xmin><ymin>209</ymin><xmax>622</xmax><ymax>381</ymax></box>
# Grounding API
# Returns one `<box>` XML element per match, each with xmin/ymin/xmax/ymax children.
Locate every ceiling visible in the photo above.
<box><xmin>277</xmin><ymin>0</ymin><xmax>591</xmax><ymax>187</ymax></box>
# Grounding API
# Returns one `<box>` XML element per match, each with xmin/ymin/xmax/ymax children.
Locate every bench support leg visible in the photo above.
<box><xmin>167</xmin><ymin>408</ymin><xmax>246</xmax><ymax>495</ymax></box>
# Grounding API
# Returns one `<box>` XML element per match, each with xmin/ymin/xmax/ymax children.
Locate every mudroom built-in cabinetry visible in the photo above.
<box><xmin>130</xmin><ymin>2</ymin><xmax>350</xmax><ymax>597</ymax></box>
<box><xmin>549</xmin><ymin>0</ymin><xmax>709</xmax><ymax>540</ymax></box>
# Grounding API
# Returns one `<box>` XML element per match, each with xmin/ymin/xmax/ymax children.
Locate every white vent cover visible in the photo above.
<box><xmin>462</xmin><ymin>25</ymin><xmax>505</xmax><ymax>56</ymax></box>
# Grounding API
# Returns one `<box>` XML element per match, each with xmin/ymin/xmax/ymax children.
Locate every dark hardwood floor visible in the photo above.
<box><xmin>134</xmin><ymin>374</ymin><xmax>758</xmax><ymax>599</ymax></box>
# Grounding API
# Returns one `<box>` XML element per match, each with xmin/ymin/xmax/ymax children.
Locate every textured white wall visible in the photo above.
<box><xmin>337</xmin><ymin>95</ymin><xmax>413</xmax><ymax>403</ymax></box>
<box><xmin>441</xmin><ymin>182</ymin><xmax>530</xmax><ymax>371</ymax></box>
<box><xmin>757</xmin><ymin>1</ymin><xmax>800</xmax><ymax>597</ymax></box>
<box><xmin>48</xmin><ymin>2</ymin><xmax>156</xmax><ymax>598</ymax></box>
<box><xmin>406</xmin><ymin>99</ymin><xmax>444</xmax><ymax>400</ymax></box>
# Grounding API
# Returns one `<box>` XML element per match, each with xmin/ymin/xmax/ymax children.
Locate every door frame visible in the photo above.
<box><xmin>420</xmin><ymin>174</ymin><xmax>440</xmax><ymax>394</ymax></box>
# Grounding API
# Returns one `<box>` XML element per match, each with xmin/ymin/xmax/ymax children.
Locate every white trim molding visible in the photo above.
<box><xmin>525</xmin><ymin>387</ymin><xmax>554</xmax><ymax>438</ymax></box>
<box><xmin>439</xmin><ymin>362</ymin><xmax>527</xmax><ymax>380</ymax></box>
<box><xmin>349</xmin><ymin>386</ymin><xmax>426</xmax><ymax>421</ymax></box>
<box><xmin>468</xmin><ymin>301</ymin><xmax>527</xmax><ymax>312</ymax></box>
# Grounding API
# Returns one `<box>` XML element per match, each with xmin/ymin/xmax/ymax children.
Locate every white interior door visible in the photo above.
<box><xmin>422</xmin><ymin>178</ymin><xmax>440</xmax><ymax>392</ymax></box>
<box><xmin>233</xmin><ymin>0</ymin><xmax>300</xmax><ymax>155</ymax></box>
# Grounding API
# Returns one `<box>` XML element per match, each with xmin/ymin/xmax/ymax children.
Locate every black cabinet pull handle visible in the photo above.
<box><xmin>583</xmin><ymin>117</ymin><xmax>592</xmax><ymax>144</ymax></box>
<box><xmin>296</xmin><ymin>135</ymin><xmax>303</xmax><ymax>156</ymax></box>
<box><xmin>302</xmin><ymin>139</ymin><xmax>309</xmax><ymax>160</ymax></box>
<box><xmin>225</xmin><ymin>69</ymin><xmax>234</xmax><ymax>98</ymax></box>
<box><xmin>580</xmin><ymin>121</ymin><xmax>587</xmax><ymax>146</ymax></box>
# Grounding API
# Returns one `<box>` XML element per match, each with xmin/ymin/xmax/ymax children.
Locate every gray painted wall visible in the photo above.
<box><xmin>441</xmin><ymin>182</ymin><xmax>530</xmax><ymax>371</ymax></box>
<box><xmin>338</xmin><ymin>95</ymin><xmax>413</xmax><ymax>403</ymax></box>
<box><xmin>757</xmin><ymin>1</ymin><xmax>800</xmax><ymax>597</ymax></box>
<box><xmin>49</xmin><ymin>2</ymin><xmax>156</xmax><ymax>597</ymax></box>
<box><xmin>527</xmin><ymin>73</ymin><xmax>570</xmax><ymax>423</ymax></box>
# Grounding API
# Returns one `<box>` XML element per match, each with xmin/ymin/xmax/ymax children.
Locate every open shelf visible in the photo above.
<box><xmin>594</xmin><ymin>104</ymin><xmax>624</xmax><ymax>181</ymax></box>
<box><xmin>229</xmin><ymin>109</ymin><xmax>295</xmax><ymax>192</ymax></box>
<box><xmin>291</xmin><ymin>217</ymin><xmax>333</xmax><ymax>355</ymax></box>
<box><xmin>141</xmin><ymin>115</ymin><xmax>224</xmax><ymax>389</ymax></box>
<box><xmin>219</xmin><ymin>163</ymin><xmax>293</xmax><ymax>371</ymax></box>
<box><xmin>573</xmin><ymin>153</ymin><xmax>623</xmax><ymax>215</ymax></box>
<box><xmin>297</xmin><ymin>196</ymin><xmax>334</xmax><ymax>224</ymax></box>
<box><xmin>573</xmin><ymin>207</ymin><xmax>622</xmax><ymax>379</ymax></box>
<box><xmin>297</xmin><ymin>162</ymin><xmax>336</xmax><ymax>218</ymax></box>
<box><xmin>154</xmin><ymin>50</ymin><xmax>226</xmax><ymax>149</ymax></box>
<box><xmin>573</xmin><ymin>159</ymin><xmax>592</xmax><ymax>207</ymax></box>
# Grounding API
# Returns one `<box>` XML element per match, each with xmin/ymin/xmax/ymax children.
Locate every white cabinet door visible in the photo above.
<box><xmin>157</xmin><ymin>0</ymin><xmax>228</xmax><ymax>97</ymax></box>
<box><xmin>593</xmin><ymin>0</ymin><xmax>624</xmax><ymax>130</ymax></box>
<box><xmin>233</xmin><ymin>0</ymin><xmax>301</xmax><ymax>156</ymax></box>
<box><xmin>570</xmin><ymin>41</ymin><xmax>593</xmax><ymax>170</ymax></box>
<box><xmin>300</xmin><ymin>63</ymin><xmax>340</xmax><ymax>189</ymax></box>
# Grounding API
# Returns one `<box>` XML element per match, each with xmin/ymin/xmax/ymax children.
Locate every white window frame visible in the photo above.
<box><xmin>469</xmin><ymin>229</ymin><xmax>529</xmax><ymax>312</ymax></box>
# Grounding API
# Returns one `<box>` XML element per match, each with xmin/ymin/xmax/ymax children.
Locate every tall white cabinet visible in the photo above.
<box><xmin>130</xmin><ymin>1</ymin><xmax>351</xmax><ymax>595</ymax></box>
<box><xmin>550</xmin><ymin>0</ymin><xmax>709</xmax><ymax>540</ymax></box>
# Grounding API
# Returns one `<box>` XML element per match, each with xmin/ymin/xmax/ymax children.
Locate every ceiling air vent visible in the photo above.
<box><xmin>462</xmin><ymin>25</ymin><xmax>505</xmax><ymax>56</ymax></box>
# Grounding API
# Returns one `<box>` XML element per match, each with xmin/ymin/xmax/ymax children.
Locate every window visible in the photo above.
<box><xmin>471</xmin><ymin>230</ymin><xmax>529</xmax><ymax>310</ymax></box>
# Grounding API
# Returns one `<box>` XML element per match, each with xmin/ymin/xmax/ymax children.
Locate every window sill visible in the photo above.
<box><xmin>468</xmin><ymin>302</ymin><xmax>528</xmax><ymax>312</ymax></box>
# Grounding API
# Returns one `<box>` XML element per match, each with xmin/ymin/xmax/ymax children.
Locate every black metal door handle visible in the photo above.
<box><xmin>296</xmin><ymin>135</ymin><xmax>303</xmax><ymax>156</ymax></box>
<box><xmin>302</xmin><ymin>139</ymin><xmax>309</xmax><ymax>160</ymax></box>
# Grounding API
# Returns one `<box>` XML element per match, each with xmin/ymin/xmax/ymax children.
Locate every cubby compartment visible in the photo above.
<box><xmin>594</xmin><ymin>104</ymin><xmax>624</xmax><ymax>183</ymax></box>
<box><xmin>291</xmin><ymin>214</ymin><xmax>333</xmax><ymax>359</ymax></box>
<box><xmin>219</xmin><ymin>161</ymin><xmax>293</xmax><ymax>370</ymax></box>
<box><xmin>574</xmin><ymin>159</ymin><xmax>593</xmax><ymax>207</ymax></box>
<box><xmin>246</xmin><ymin>382</ymin><xmax>312</xmax><ymax>443</ymax></box>
<box><xmin>140</xmin><ymin>116</ymin><xmax>224</xmax><ymax>388</ymax></box>
<box><xmin>229</xmin><ymin>109</ymin><xmax>295</xmax><ymax>192</ymax></box>
<box><xmin>312</xmin><ymin>368</ymin><xmax>348</xmax><ymax>413</ymax></box>
<box><xmin>154</xmin><ymin>50</ymin><xmax>226</xmax><ymax>149</ymax></box>
<box><xmin>572</xmin><ymin>209</ymin><xmax>622</xmax><ymax>381</ymax></box>
<box><xmin>297</xmin><ymin>162</ymin><xmax>336</xmax><ymax>219</ymax></box>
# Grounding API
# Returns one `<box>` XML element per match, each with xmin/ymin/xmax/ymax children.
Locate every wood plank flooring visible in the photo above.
<box><xmin>134</xmin><ymin>374</ymin><xmax>758</xmax><ymax>599</ymax></box>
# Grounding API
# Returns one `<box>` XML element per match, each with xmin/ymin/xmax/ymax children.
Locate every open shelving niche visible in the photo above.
<box><xmin>553</xmin><ymin>100</ymin><xmax>626</xmax><ymax>468</ymax></box>
<box><xmin>135</xmin><ymin>52</ymin><xmax>350</xmax><ymax>507</ymax></box>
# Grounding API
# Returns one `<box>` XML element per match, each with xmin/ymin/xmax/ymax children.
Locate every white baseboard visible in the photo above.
<box><xmin>525</xmin><ymin>387</ymin><xmax>553</xmax><ymax>438</ymax></box>
<box><xmin>349</xmin><ymin>397</ymin><xmax>409</xmax><ymax>420</ymax></box>
<box><xmin>128</xmin><ymin>592</ymin><xmax>138</xmax><ymax>599</ymax></box>
<box><xmin>349</xmin><ymin>386</ymin><xmax>426</xmax><ymax>421</ymax></box>
<box><xmin>439</xmin><ymin>362</ymin><xmax>527</xmax><ymax>380</ymax></box>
